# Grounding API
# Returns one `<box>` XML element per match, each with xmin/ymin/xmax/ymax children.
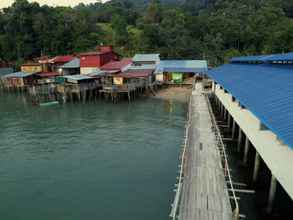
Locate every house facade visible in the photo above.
<box><xmin>80</xmin><ymin>46</ymin><xmax>119</xmax><ymax>75</ymax></box>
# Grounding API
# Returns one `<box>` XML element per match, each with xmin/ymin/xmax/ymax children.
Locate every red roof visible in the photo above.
<box><xmin>50</xmin><ymin>56</ymin><xmax>75</xmax><ymax>64</ymax></box>
<box><xmin>37</xmin><ymin>72</ymin><xmax>60</xmax><ymax>78</ymax></box>
<box><xmin>38</xmin><ymin>56</ymin><xmax>75</xmax><ymax>64</ymax></box>
<box><xmin>101</xmin><ymin>58</ymin><xmax>132</xmax><ymax>71</ymax></box>
<box><xmin>117</xmin><ymin>69</ymin><xmax>153</xmax><ymax>78</ymax></box>
<box><xmin>79</xmin><ymin>51</ymin><xmax>103</xmax><ymax>56</ymax></box>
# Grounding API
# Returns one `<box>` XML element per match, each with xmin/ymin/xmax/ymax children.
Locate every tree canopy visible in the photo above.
<box><xmin>0</xmin><ymin>0</ymin><xmax>292</xmax><ymax>67</ymax></box>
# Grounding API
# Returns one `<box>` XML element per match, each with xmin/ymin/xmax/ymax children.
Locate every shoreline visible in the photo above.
<box><xmin>152</xmin><ymin>86</ymin><xmax>192</xmax><ymax>103</ymax></box>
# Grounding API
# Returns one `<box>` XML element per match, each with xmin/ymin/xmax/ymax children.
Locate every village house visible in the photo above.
<box><xmin>155</xmin><ymin>60</ymin><xmax>208</xmax><ymax>84</ymax></box>
<box><xmin>38</xmin><ymin>55</ymin><xmax>75</xmax><ymax>74</ymax></box>
<box><xmin>21</xmin><ymin>62</ymin><xmax>42</xmax><ymax>73</ymax></box>
<box><xmin>0</xmin><ymin>67</ymin><xmax>13</xmax><ymax>78</ymax></box>
<box><xmin>79</xmin><ymin>46</ymin><xmax>119</xmax><ymax>75</ymax></box>
<box><xmin>55</xmin><ymin>74</ymin><xmax>101</xmax><ymax>103</ymax></box>
<box><xmin>61</xmin><ymin>58</ymin><xmax>80</xmax><ymax>75</ymax></box>
<box><xmin>100</xmin><ymin>58</ymin><xmax>132</xmax><ymax>86</ymax></box>
<box><xmin>1</xmin><ymin>71</ymin><xmax>36</xmax><ymax>90</ymax></box>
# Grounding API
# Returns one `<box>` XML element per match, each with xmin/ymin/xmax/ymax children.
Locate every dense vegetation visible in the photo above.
<box><xmin>0</xmin><ymin>0</ymin><xmax>292</xmax><ymax>67</ymax></box>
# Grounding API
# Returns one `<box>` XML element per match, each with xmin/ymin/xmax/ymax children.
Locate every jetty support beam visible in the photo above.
<box><xmin>267</xmin><ymin>174</ymin><xmax>277</xmax><ymax>214</ymax></box>
<box><xmin>243</xmin><ymin>136</ymin><xmax>250</xmax><ymax>165</ymax></box>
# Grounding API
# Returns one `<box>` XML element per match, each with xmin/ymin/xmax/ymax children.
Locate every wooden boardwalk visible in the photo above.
<box><xmin>177</xmin><ymin>83</ymin><xmax>232</xmax><ymax>220</ymax></box>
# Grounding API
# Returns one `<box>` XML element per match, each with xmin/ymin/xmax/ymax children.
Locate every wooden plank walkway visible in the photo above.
<box><xmin>178</xmin><ymin>83</ymin><xmax>232</xmax><ymax>220</ymax></box>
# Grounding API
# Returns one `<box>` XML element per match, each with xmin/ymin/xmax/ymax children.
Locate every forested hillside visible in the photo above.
<box><xmin>0</xmin><ymin>0</ymin><xmax>292</xmax><ymax>67</ymax></box>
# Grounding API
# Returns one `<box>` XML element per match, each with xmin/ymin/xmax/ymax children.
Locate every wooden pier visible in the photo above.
<box><xmin>171</xmin><ymin>82</ymin><xmax>235</xmax><ymax>220</ymax></box>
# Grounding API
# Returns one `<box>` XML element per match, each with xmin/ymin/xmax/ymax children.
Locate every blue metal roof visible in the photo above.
<box><xmin>208</xmin><ymin>63</ymin><xmax>293</xmax><ymax>148</ymax></box>
<box><xmin>231</xmin><ymin>52</ymin><xmax>293</xmax><ymax>63</ymax></box>
<box><xmin>230</xmin><ymin>55</ymin><xmax>272</xmax><ymax>63</ymax></box>
<box><xmin>266</xmin><ymin>53</ymin><xmax>293</xmax><ymax>62</ymax></box>
<box><xmin>155</xmin><ymin>60</ymin><xmax>208</xmax><ymax>74</ymax></box>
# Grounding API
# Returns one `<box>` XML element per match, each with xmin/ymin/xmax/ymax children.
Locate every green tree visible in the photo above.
<box><xmin>111</xmin><ymin>15</ymin><xmax>129</xmax><ymax>46</ymax></box>
<box><xmin>145</xmin><ymin>0</ymin><xmax>162</xmax><ymax>24</ymax></box>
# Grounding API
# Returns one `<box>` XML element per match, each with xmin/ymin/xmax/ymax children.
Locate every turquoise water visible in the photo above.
<box><xmin>0</xmin><ymin>94</ymin><xmax>186</xmax><ymax>220</ymax></box>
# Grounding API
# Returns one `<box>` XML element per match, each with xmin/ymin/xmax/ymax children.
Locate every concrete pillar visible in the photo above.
<box><xmin>215</xmin><ymin>96</ymin><xmax>219</xmax><ymax>107</ymax></box>
<box><xmin>243</xmin><ymin>136</ymin><xmax>250</xmax><ymax>164</ymax></box>
<box><xmin>267</xmin><ymin>174</ymin><xmax>277</xmax><ymax>214</ymax></box>
<box><xmin>252</xmin><ymin>152</ymin><xmax>260</xmax><ymax>183</ymax></box>
<box><xmin>227</xmin><ymin>114</ymin><xmax>231</xmax><ymax>128</ymax></box>
<box><xmin>217</xmin><ymin>97</ymin><xmax>221</xmax><ymax>109</ymax></box>
<box><xmin>224</xmin><ymin>108</ymin><xmax>227</xmax><ymax>121</ymax></box>
<box><xmin>237</xmin><ymin>129</ymin><xmax>242</xmax><ymax>152</ymax></box>
<box><xmin>232</xmin><ymin>119</ymin><xmax>236</xmax><ymax>139</ymax></box>
<box><xmin>220</xmin><ymin>103</ymin><xmax>224</xmax><ymax>118</ymax></box>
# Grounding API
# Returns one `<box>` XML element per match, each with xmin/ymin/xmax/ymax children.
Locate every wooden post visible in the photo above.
<box><xmin>89</xmin><ymin>89</ymin><xmax>93</xmax><ymax>101</ymax></box>
<box><xmin>63</xmin><ymin>93</ymin><xmax>67</xmax><ymax>103</ymax></box>
<box><xmin>83</xmin><ymin>90</ymin><xmax>86</xmax><ymax>103</ymax></box>
<box><xmin>77</xmin><ymin>92</ymin><xmax>81</xmax><ymax>102</ymax></box>
<box><xmin>69</xmin><ymin>91</ymin><xmax>73</xmax><ymax>102</ymax></box>
<box><xmin>128</xmin><ymin>91</ymin><xmax>131</xmax><ymax>102</ymax></box>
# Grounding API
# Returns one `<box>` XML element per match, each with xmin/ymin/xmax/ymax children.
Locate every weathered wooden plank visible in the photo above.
<box><xmin>178</xmin><ymin>84</ymin><xmax>233</xmax><ymax>220</ymax></box>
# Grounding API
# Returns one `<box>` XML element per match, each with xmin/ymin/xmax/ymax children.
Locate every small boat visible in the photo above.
<box><xmin>39</xmin><ymin>101</ymin><xmax>59</xmax><ymax>107</ymax></box>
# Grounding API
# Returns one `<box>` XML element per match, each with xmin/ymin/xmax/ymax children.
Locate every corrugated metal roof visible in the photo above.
<box><xmin>230</xmin><ymin>55</ymin><xmax>272</xmax><ymax>63</ymax></box>
<box><xmin>50</xmin><ymin>55</ymin><xmax>75</xmax><ymax>64</ymax></box>
<box><xmin>230</xmin><ymin>52</ymin><xmax>293</xmax><ymax>63</ymax></box>
<box><xmin>118</xmin><ymin>69</ymin><xmax>153</xmax><ymax>78</ymax></box>
<box><xmin>132</xmin><ymin>54</ymin><xmax>160</xmax><ymax>62</ymax></box>
<box><xmin>62</xmin><ymin>75</ymin><xmax>92</xmax><ymax>81</ymax></box>
<box><xmin>266</xmin><ymin>53</ymin><xmax>293</xmax><ymax>62</ymax></box>
<box><xmin>155</xmin><ymin>60</ymin><xmax>208</xmax><ymax>74</ymax></box>
<box><xmin>2</xmin><ymin>71</ymin><xmax>35</xmax><ymax>78</ymax></box>
<box><xmin>126</xmin><ymin>64</ymin><xmax>156</xmax><ymax>71</ymax></box>
<box><xmin>0</xmin><ymin>68</ymin><xmax>13</xmax><ymax>76</ymax></box>
<box><xmin>37</xmin><ymin>72</ymin><xmax>60</xmax><ymax>78</ymax></box>
<box><xmin>208</xmin><ymin>63</ymin><xmax>293</xmax><ymax>148</ymax></box>
<box><xmin>101</xmin><ymin>58</ymin><xmax>132</xmax><ymax>71</ymax></box>
<box><xmin>87</xmin><ymin>70</ymin><xmax>106</xmax><ymax>77</ymax></box>
<box><xmin>61</xmin><ymin>58</ymin><xmax>80</xmax><ymax>69</ymax></box>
